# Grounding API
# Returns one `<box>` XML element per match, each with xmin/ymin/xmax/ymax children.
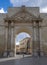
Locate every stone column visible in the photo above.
<box><xmin>35</xmin><ymin>21</ymin><xmax>40</xmax><ymax>56</ymax></box>
<box><xmin>7</xmin><ymin>20</ymin><xmax>11</xmax><ymax>56</ymax></box>
<box><xmin>13</xmin><ymin>22</ymin><xmax>16</xmax><ymax>57</ymax></box>
<box><xmin>4</xmin><ymin>22</ymin><xmax>8</xmax><ymax>56</ymax></box>
<box><xmin>38</xmin><ymin>22</ymin><xmax>44</xmax><ymax>56</ymax></box>
<box><xmin>32</xmin><ymin>21</ymin><xmax>35</xmax><ymax>56</ymax></box>
<box><xmin>11</xmin><ymin>29</ymin><xmax>13</xmax><ymax>50</ymax></box>
<box><xmin>32</xmin><ymin>21</ymin><xmax>40</xmax><ymax>56</ymax></box>
<box><xmin>11</xmin><ymin>22</ymin><xmax>16</xmax><ymax>57</ymax></box>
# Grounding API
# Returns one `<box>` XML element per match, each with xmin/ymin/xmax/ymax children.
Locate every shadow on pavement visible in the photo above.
<box><xmin>0</xmin><ymin>56</ymin><xmax>47</xmax><ymax>65</ymax></box>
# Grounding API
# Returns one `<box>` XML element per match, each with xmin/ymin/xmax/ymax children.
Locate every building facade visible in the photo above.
<box><xmin>0</xmin><ymin>5</ymin><xmax>47</xmax><ymax>57</ymax></box>
<box><xmin>19</xmin><ymin>37</ymin><xmax>32</xmax><ymax>54</ymax></box>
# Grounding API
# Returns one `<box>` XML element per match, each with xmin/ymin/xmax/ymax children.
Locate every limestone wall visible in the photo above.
<box><xmin>0</xmin><ymin>13</ymin><xmax>6</xmax><ymax>25</ymax></box>
<box><xmin>0</xmin><ymin>13</ymin><xmax>6</xmax><ymax>54</ymax></box>
<box><xmin>40</xmin><ymin>13</ymin><xmax>47</xmax><ymax>44</ymax></box>
<box><xmin>0</xmin><ymin>26</ymin><xmax>5</xmax><ymax>53</ymax></box>
<box><xmin>40</xmin><ymin>13</ymin><xmax>47</xmax><ymax>54</ymax></box>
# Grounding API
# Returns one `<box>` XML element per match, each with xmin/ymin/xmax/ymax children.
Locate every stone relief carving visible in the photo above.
<box><xmin>8</xmin><ymin>6</ymin><xmax>38</xmax><ymax>23</ymax></box>
<box><xmin>5</xmin><ymin>6</ymin><xmax>42</xmax><ymax>23</ymax></box>
<box><xmin>14</xmin><ymin>12</ymin><xmax>32</xmax><ymax>22</ymax></box>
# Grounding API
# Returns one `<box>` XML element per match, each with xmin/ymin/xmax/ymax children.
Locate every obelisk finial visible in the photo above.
<box><xmin>21</xmin><ymin>5</ymin><xmax>26</xmax><ymax>12</ymax></box>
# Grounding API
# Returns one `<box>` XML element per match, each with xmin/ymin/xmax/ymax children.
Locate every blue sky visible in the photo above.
<box><xmin>0</xmin><ymin>0</ymin><xmax>47</xmax><ymax>13</ymax></box>
<box><xmin>15</xmin><ymin>32</ymin><xmax>30</xmax><ymax>45</ymax></box>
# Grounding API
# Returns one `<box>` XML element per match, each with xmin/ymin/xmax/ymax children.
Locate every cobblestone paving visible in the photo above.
<box><xmin>0</xmin><ymin>56</ymin><xmax>47</xmax><ymax>65</ymax></box>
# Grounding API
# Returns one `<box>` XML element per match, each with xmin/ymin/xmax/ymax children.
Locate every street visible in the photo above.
<box><xmin>0</xmin><ymin>55</ymin><xmax>47</xmax><ymax>65</ymax></box>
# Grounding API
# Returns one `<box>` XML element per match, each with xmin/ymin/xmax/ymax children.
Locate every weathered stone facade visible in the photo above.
<box><xmin>0</xmin><ymin>5</ymin><xmax>47</xmax><ymax>57</ymax></box>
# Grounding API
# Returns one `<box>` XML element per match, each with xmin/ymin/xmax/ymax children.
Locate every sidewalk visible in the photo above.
<box><xmin>0</xmin><ymin>55</ymin><xmax>31</xmax><ymax>62</ymax></box>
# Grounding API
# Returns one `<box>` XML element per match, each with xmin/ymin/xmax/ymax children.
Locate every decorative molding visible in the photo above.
<box><xmin>4</xmin><ymin>6</ymin><xmax>42</xmax><ymax>23</ymax></box>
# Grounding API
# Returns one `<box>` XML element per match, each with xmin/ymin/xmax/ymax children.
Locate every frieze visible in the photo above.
<box><xmin>4</xmin><ymin>6</ymin><xmax>42</xmax><ymax>23</ymax></box>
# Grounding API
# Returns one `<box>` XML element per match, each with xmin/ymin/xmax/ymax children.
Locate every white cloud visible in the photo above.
<box><xmin>10</xmin><ymin>0</ymin><xmax>30</xmax><ymax>6</ymax></box>
<box><xmin>0</xmin><ymin>8</ymin><xmax>7</xmax><ymax>13</ymax></box>
<box><xmin>10</xmin><ymin>0</ymin><xmax>29</xmax><ymax>3</ymax></box>
<box><xmin>10</xmin><ymin>0</ymin><xmax>47</xmax><ymax>8</ymax></box>
<box><xmin>10</xmin><ymin>0</ymin><xmax>43</xmax><ymax>7</ymax></box>
<box><xmin>40</xmin><ymin>7</ymin><xmax>47</xmax><ymax>13</ymax></box>
<box><xmin>16</xmin><ymin>42</ymin><xmax>19</xmax><ymax>45</ymax></box>
<box><xmin>10</xmin><ymin>0</ymin><xmax>47</xmax><ymax>13</ymax></box>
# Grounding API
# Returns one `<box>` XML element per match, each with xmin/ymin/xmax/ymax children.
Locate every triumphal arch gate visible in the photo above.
<box><xmin>4</xmin><ymin>6</ymin><xmax>42</xmax><ymax>57</ymax></box>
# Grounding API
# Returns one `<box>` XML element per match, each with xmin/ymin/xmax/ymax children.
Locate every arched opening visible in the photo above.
<box><xmin>15</xmin><ymin>32</ymin><xmax>32</xmax><ymax>55</ymax></box>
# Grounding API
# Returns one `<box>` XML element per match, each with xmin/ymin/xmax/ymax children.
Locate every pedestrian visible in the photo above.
<box><xmin>23</xmin><ymin>54</ymin><xmax>24</xmax><ymax>58</ymax></box>
<box><xmin>7</xmin><ymin>51</ymin><xmax>9</xmax><ymax>57</ymax></box>
<box><xmin>37</xmin><ymin>50</ymin><xmax>40</xmax><ymax>58</ymax></box>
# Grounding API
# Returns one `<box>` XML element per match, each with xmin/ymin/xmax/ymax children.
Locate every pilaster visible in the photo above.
<box><xmin>35</xmin><ymin>21</ymin><xmax>40</xmax><ymax>56</ymax></box>
<box><xmin>4</xmin><ymin>22</ymin><xmax>8</xmax><ymax>51</ymax></box>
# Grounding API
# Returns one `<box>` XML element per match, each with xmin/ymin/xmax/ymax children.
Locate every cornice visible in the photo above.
<box><xmin>4</xmin><ymin>6</ymin><xmax>42</xmax><ymax>23</ymax></box>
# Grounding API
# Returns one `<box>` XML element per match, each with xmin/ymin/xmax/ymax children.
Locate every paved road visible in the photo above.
<box><xmin>0</xmin><ymin>56</ymin><xmax>47</xmax><ymax>65</ymax></box>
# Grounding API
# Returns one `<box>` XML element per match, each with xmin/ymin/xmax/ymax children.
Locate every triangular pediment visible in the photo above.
<box><xmin>5</xmin><ymin>6</ymin><xmax>42</xmax><ymax>23</ymax></box>
<box><xmin>10</xmin><ymin>6</ymin><xmax>37</xmax><ymax>22</ymax></box>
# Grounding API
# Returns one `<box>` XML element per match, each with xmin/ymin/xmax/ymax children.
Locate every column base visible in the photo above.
<box><xmin>40</xmin><ymin>51</ymin><xmax>44</xmax><ymax>56</ymax></box>
<box><xmin>13</xmin><ymin>49</ymin><xmax>16</xmax><ymax>57</ymax></box>
<box><xmin>13</xmin><ymin>52</ymin><xmax>16</xmax><ymax>57</ymax></box>
<box><xmin>32</xmin><ymin>51</ymin><xmax>41</xmax><ymax>57</ymax></box>
<box><xmin>3</xmin><ymin>49</ymin><xmax>16</xmax><ymax>57</ymax></box>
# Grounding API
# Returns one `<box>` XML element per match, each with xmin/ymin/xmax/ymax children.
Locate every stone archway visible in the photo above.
<box><xmin>15</xmin><ymin>27</ymin><xmax>32</xmax><ymax>55</ymax></box>
<box><xmin>4</xmin><ymin>5</ymin><xmax>42</xmax><ymax>57</ymax></box>
<box><xmin>15</xmin><ymin>32</ymin><xmax>32</xmax><ymax>55</ymax></box>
